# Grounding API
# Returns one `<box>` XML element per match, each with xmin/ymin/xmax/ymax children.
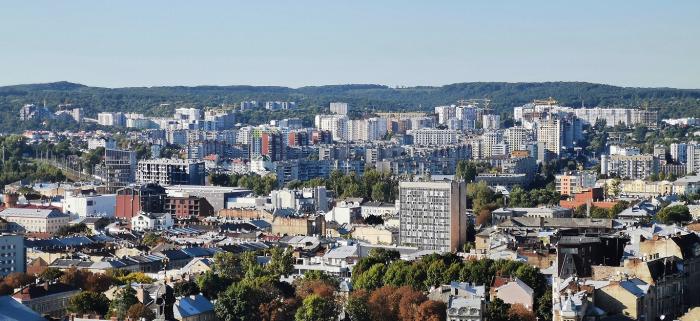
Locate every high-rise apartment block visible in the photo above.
<box><xmin>330</xmin><ymin>102</ymin><xmax>349</xmax><ymax>115</ymax></box>
<box><xmin>399</xmin><ymin>180</ymin><xmax>467</xmax><ymax>252</ymax></box>
<box><xmin>136</xmin><ymin>158</ymin><xmax>205</xmax><ymax>186</ymax></box>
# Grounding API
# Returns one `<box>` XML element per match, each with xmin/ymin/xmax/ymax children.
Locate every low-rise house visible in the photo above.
<box><xmin>173</xmin><ymin>294</ymin><xmax>216</xmax><ymax>321</ymax></box>
<box><xmin>595</xmin><ymin>278</ymin><xmax>652</xmax><ymax>321</ymax></box>
<box><xmin>446</xmin><ymin>296</ymin><xmax>483</xmax><ymax>321</ymax></box>
<box><xmin>350</xmin><ymin>225</ymin><xmax>396</xmax><ymax>245</ymax></box>
<box><xmin>12</xmin><ymin>282</ymin><xmax>80</xmax><ymax>317</ymax></box>
<box><xmin>131</xmin><ymin>212</ymin><xmax>174</xmax><ymax>231</ymax></box>
<box><xmin>490</xmin><ymin>277</ymin><xmax>534</xmax><ymax>310</ymax></box>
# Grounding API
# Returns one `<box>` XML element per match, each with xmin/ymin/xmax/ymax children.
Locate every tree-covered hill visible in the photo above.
<box><xmin>1</xmin><ymin>81</ymin><xmax>699</xmax><ymax>133</ymax></box>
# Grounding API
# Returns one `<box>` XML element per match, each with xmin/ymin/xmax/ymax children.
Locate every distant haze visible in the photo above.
<box><xmin>1</xmin><ymin>1</ymin><xmax>698</xmax><ymax>89</ymax></box>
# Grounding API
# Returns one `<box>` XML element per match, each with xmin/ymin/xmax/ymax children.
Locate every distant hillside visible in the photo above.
<box><xmin>1</xmin><ymin>81</ymin><xmax>699</xmax><ymax>133</ymax></box>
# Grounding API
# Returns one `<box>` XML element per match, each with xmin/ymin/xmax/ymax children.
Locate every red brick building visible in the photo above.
<box><xmin>165</xmin><ymin>196</ymin><xmax>214</xmax><ymax>219</ymax></box>
<box><xmin>115</xmin><ymin>184</ymin><xmax>167</xmax><ymax>220</ymax></box>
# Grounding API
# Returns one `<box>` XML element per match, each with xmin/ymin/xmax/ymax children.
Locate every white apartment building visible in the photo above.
<box><xmin>87</xmin><ymin>138</ymin><xmax>116</xmax><ymax>150</ymax></box>
<box><xmin>399</xmin><ymin>180</ymin><xmax>467</xmax><ymax>252</ymax></box>
<box><xmin>536</xmin><ymin>119</ymin><xmax>562</xmax><ymax>156</ymax></box>
<box><xmin>481</xmin><ymin>131</ymin><xmax>504</xmax><ymax>158</ymax></box>
<box><xmin>348</xmin><ymin>118</ymin><xmax>386</xmax><ymax>142</ymax></box>
<box><xmin>315</xmin><ymin>115</ymin><xmax>349</xmax><ymax>141</ymax></box>
<box><xmin>670</xmin><ymin>143</ymin><xmax>688</xmax><ymax>164</ymax></box>
<box><xmin>0</xmin><ymin>208</ymin><xmax>70</xmax><ymax>233</ymax></box>
<box><xmin>435</xmin><ymin>105</ymin><xmax>456</xmax><ymax>125</ymax></box>
<box><xmin>97</xmin><ymin>112</ymin><xmax>125</xmax><ymax>127</ymax></box>
<box><xmin>330</xmin><ymin>102</ymin><xmax>349</xmax><ymax>115</ymax></box>
<box><xmin>174</xmin><ymin>108</ymin><xmax>202</xmax><ymax>122</ymax></box>
<box><xmin>456</xmin><ymin>106</ymin><xmax>478</xmax><ymax>130</ymax></box>
<box><xmin>601</xmin><ymin>154</ymin><xmax>659</xmax><ymax>180</ymax></box>
<box><xmin>410</xmin><ymin>128</ymin><xmax>458</xmax><ymax>146</ymax></box>
<box><xmin>482</xmin><ymin>114</ymin><xmax>500</xmax><ymax>131</ymax></box>
<box><xmin>504</xmin><ymin>126</ymin><xmax>530</xmax><ymax>153</ymax></box>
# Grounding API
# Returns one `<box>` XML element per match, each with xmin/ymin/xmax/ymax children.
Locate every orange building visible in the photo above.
<box><xmin>560</xmin><ymin>188</ymin><xmax>619</xmax><ymax>210</ymax></box>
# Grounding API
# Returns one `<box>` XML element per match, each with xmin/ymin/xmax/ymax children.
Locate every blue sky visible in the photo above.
<box><xmin>1</xmin><ymin>1</ymin><xmax>698</xmax><ymax>88</ymax></box>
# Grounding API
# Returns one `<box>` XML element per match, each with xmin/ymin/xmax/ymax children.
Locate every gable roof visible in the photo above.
<box><xmin>174</xmin><ymin>294</ymin><xmax>214</xmax><ymax>318</ymax></box>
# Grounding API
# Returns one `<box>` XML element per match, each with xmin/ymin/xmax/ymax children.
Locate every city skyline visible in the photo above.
<box><xmin>1</xmin><ymin>1</ymin><xmax>699</xmax><ymax>89</ymax></box>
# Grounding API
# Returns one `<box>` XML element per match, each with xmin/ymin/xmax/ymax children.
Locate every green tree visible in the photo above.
<box><xmin>294</xmin><ymin>294</ymin><xmax>338</xmax><ymax>321</ymax></box>
<box><xmin>268</xmin><ymin>247</ymin><xmax>294</xmax><ymax>278</ymax></box>
<box><xmin>656</xmin><ymin>204</ymin><xmax>692</xmax><ymax>224</ymax></box>
<box><xmin>536</xmin><ymin>288</ymin><xmax>553</xmax><ymax>321</ymax></box>
<box><xmin>195</xmin><ymin>271</ymin><xmax>228</xmax><ymax>299</ymax></box>
<box><xmin>109</xmin><ymin>285</ymin><xmax>139</xmax><ymax>320</ymax></box>
<box><xmin>215</xmin><ymin>282</ymin><xmax>269</xmax><ymax>321</ymax></box>
<box><xmin>68</xmin><ymin>291</ymin><xmax>110</xmax><ymax>316</ymax></box>
<box><xmin>39</xmin><ymin>267</ymin><xmax>63</xmax><ymax>281</ymax></box>
<box><xmin>486</xmin><ymin>298</ymin><xmax>511</xmax><ymax>321</ymax></box>
<box><xmin>174</xmin><ymin>280</ymin><xmax>200</xmax><ymax>297</ymax></box>
<box><xmin>354</xmin><ymin>264</ymin><xmax>386</xmax><ymax>291</ymax></box>
<box><xmin>213</xmin><ymin>252</ymin><xmax>243</xmax><ymax>280</ymax></box>
<box><xmin>345</xmin><ymin>290</ymin><xmax>372</xmax><ymax>321</ymax></box>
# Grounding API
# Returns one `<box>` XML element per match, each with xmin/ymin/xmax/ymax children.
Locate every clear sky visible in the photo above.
<box><xmin>1</xmin><ymin>1</ymin><xmax>698</xmax><ymax>88</ymax></box>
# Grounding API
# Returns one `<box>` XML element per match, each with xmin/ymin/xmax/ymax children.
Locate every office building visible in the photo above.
<box><xmin>136</xmin><ymin>158</ymin><xmax>206</xmax><ymax>186</ymax></box>
<box><xmin>399</xmin><ymin>180</ymin><xmax>467</xmax><ymax>252</ymax></box>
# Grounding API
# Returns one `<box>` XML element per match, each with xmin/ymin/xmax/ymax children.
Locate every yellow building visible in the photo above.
<box><xmin>351</xmin><ymin>225</ymin><xmax>396</xmax><ymax>245</ymax></box>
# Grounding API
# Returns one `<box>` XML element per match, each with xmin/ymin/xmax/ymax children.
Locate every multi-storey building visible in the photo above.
<box><xmin>601</xmin><ymin>154</ymin><xmax>659</xmax><ymax>180</ymax></box>
<box><xmin>399</xmin><ymin>180</ymin><xmax>467</xmax><ymax>252</ymax></box>
<box><xmin>136</xmin><ymin>159</ymin><xmax>205</xmax><ymax>186</ymax></box>
<box><xmin>0</xmin><ymin>208</ymin><xmax>70</xmax><ymax>233</ymax></box>
<box><xmin>504</xmin><ymin>126</ymin><xmax>530</xmax><ymax>153</ymax></box>
<box><xmin>536</xmin><ymin>119</ymin><xmax>562</xmax><ymax>156</ymax></box>
<box><xmin>481</xmin><ymin>131</ymin><xmax>503</xmax><ymax>158</ymax></box>
<box><xmin>103</xmin><ymin>148</ymin><xmax>137</xmax><ymax>191</ymax></box>
<box><xmin>115</xmin><ymin>184</ymin><xmax>167</xmax><ymax>220</ymax></box>
<box><xmin>482</xmin><ymin>114</ymin><xmax>500</xmax><ymax>131</ymax></box>
<box><xmin>330</xmin><ymin>102</ymin><xmax>349</xmax><ymax>115</ymax></box>
<box><xmin>0</xmin><ymin>234</ymin><xmax>25</xmax><ymax>276</ymax></box>
<box><xmin>97</xmin><ymin>112</ymin><xmax>126</xmax><ymax>127</ymax></box>
<box><xmin>165</xmin><ymin>196</ymin><xmax>214</xmax><ymax>219</ymax></box>
<box><xmin>435</xmin><ymin>105</ymin><xmax>456</xmax><ymax>125</ymax></box>
<box><xmin>670</xmin><ymin>143</ymin><xmax>688</xmax><ymax>164</ymax></box>
<box><xmin>315</xmin><ymin>114</ymin><xmax>349</xmax><ymax>141</ymax></box>
<box><xmin>555</xmin><ymin>171</ymin><xmax>597</xmax><ymax>196</ymax></box>
<box><xmin>410</xmin><ymin>128</ymin><xmax>458</xmax><ymax>146</ymax></box>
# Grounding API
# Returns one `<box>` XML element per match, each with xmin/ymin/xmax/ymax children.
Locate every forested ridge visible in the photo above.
<box><xmin>2</xmin><ymin>81</ymin><xmax>700</xmax><ymax>132</ymax></box>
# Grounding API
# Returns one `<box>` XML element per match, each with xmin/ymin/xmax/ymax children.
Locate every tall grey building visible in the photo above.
<box><xmin>103</xmin><ymin>148</ymin><xmax>137</xmax><ymax>191</ymax></box>
<box><xmin>0</xmin><ymin>234</ymin><xmax>25</xmax><ymax>276</ymax></box>
<box><xmin>399</xmin><ymin>180</ymin><xmax>467</xmax><ymax>252</ymax></box>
